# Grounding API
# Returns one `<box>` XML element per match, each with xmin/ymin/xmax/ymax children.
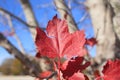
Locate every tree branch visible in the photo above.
<box><xmin>0</xmin><ymin>8</ymin><xmax>35</xmax><ymax>28</ymax></box>
<box><xmin>4</xmin><ymin>13</ymin><xmax>26</xmax><ymax>54</ymax></box>
<box><xmin>0</xmin><ymin>7</ymin><xmax>45</xmax><ymax>40</ymax></box>
<box><xmin>20</xmin><ymin>0</ymin><xmax>39</xmax><ymax>27</ymax></box>
<box><xmin>77</xmin><ymin>12</ymin><xmax>88</xmax><ymax>24</ymax></box>
<box><xmin>54</xmin><ymin>0</ymin><xmax>78</xmax><ymax>33</ymax></box>
<box><xmin>0</xmin><ymin>8</ymin><xmax>46</xmax><ymax>30</ymax></box>
<box><xmin>0</xmin><ymin>33</ymin><xmax>40</xmax><ymax>77</ymax></box>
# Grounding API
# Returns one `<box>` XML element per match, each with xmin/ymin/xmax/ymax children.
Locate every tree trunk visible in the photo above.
<box><xmin>86</xmin><ymin>0</ymin><xmax>116</xmax><ymax>64</ymax></box>
<box><xmin>110</xmin><ymin>0</ymin><xmax>120</xmax><ymax>39</ymax></box>
<box><xmin>110</xmin><ymin>0</ymin><xmax>120</xmax><ymax>58</ymax></box>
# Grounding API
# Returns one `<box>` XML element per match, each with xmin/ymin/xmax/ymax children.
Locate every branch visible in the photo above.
<box><xmin>77</xmin><ymin>12</ymin><xmax>88</xmax><ymax>24</ymax></box>
<box><xmin>0</xmin><ymin>7</ymin><xmax>45</xmax><ymax>40</ymax></box>
<box><xmin>0</xmin><ymin>8</ymin><xmax>35</xmax><ymax>28</ymax></box>
<box><xmin>0</xmin><ymin>8</ymin><xmax>45</xmax><ymax>29</ymax></box>
<box><xmin>74</xmin><ymin>0</ymin><xmax>85</xmax><ymax>5</ymax></box>
<box><xmin>3</xmin><ymin>13</ymin><xmax>26</xmax><ymax>54</ymax></box>
<box><xmin>20</xmin><ymin>0</ymin><xmax>39</xmax><ymax>27</ymax></box>
<box><xmin>54</xmin><ymin>0</ymin><xmax>78</xmax><ymax>33</ymax></box>
<box><xmin>0</xmin><ymin>33</ymin><xmax>40</xmax><ymax>77</ymax></box>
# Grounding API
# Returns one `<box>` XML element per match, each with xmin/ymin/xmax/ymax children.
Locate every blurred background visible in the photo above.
<box><xmin>0</xmin><ymin>0</ymin><xmax>120</xmax><ymax>80</ymax></box>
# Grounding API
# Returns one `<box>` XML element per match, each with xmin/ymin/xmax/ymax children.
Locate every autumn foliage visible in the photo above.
<box><xmin>95</xmin><ymin>60</ymin><xmax>120</xmax><ymax>80</ymax></box>
<box><xmin>35</xmin><ymin>16</ymin><xmax>120</xmax><ymax>80</ymax></box>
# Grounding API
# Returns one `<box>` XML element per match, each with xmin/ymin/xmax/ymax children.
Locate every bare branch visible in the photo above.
<box><xmin>0</xmin><ymin>8</ymin><xmax>45</xmax><ymax>40</ymax></box>
<box><xmin>54</xmin><ymin>0</ymin><xmax>78</xmax><ymax>33</ymax></box>
<box><xmin>20</xmin><ymin>0</ymin><xmax>39</xmax><ymax>40</ymax></box>
<box><xmin>0</xmin><ymin>33</ymin><xmax>40</xmax><ymax>77</ymax></box>
<box><xmin>36</xmin><ymin>3</ymin><xmax>53</xmax><ymax>8</ymax></box>
<box><xmin>74</xmin><ymin>0</ymin><xmax>85</xmax><ymax>5</ymax></box>
<box><xmin>3</xmin><ymin>13</ymin><xmax>26</xmax><ymax>54</ymax></box>
<box><xmin>20</xmin><ymin>0</ymin><xmax>39</xmax><ymax>27</ymax></box>
<box><xmin>77</xmin><ymin>12</ymin><xmax>88</xmax><ymax>24</ymax></box>
<box><xmin>68</xmin><ymin>0</ymin><xmax>72</xmax><ymax>10</ymax></box>
<box><xmin>0</xmin><ymin>8</ymin><xmax>34</xmax><ymax>28</ymax></box>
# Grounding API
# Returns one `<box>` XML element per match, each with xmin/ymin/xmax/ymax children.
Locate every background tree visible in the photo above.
<box><xmin>0</xmin><ymin>58</ymin><xmax>28</xmax><ymax>75</ymax></box>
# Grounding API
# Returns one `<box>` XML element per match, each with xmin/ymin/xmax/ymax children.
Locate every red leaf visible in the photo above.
<box><xmin>86</xmin><ymin>38</ymin><xmax>97</xmax><ymax>46</ymax></box>
<box><xmin>60</xmin><ymin>57</ymin><xmax>90</xmax><ymax>80</ymax></box>
<box><xmin>68</xmin><ymin>72</ymin><xmax>87</xmax><ymax>80</ymax></box>
<box><xmin>94</xmin><ymin>70</ymin><xmax>100</xmax><ymax>79</ymax></box>
<box><xmin>35</xmin><ymin>27</ymin><xmax>59</xmax><ymax>58</ymax></box>
<box><xmin>96</xmin><ymin>59</ymin><xmax>120</xmax><ymax>80</ymax></box>
<box><xmin>35</xmin><ymin>16</ymin><xmax>87</xmax><ymax>59</ymax></box>
<box><xmin>39</xmin><ymin>71</ymin><xmax>52</xmax><ymax>79</ymax></box>
<box><xmin>36</xmin><ymin>52</ymin><xmax>41</xmax><ymax>58</ymax></box>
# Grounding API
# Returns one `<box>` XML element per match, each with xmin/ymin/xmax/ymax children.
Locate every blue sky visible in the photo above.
<box><xmin>0</xmin><ymin>0</ymin><xmax>95</xmax><ymax>65</ymax></box>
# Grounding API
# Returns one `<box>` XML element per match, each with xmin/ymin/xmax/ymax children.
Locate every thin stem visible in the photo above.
<box><xmin>58</xmin><ymin>56</ymin><xmax>61</xmax><ymax>80</ymax></box>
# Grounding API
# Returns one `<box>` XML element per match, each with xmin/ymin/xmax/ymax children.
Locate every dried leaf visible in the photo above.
<box><xmin>86</xmin><ymin>38</ymin><xmax>97</xmax><ymax>46</ymax></box>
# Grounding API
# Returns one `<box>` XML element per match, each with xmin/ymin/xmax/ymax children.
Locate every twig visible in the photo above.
<box><xmin>0</xmin><ymin>8</ymin><xmax>34</xmax><ymax>28</ymax></box>
<box><xmin>77</xmin><ymin>12</ymin><xmax>88</xmax><ymax>24</ymax></box>
<box><xmin>73</xmin><ymin>0</ymin><xmax>85</xmax><ymax>5</ymax></box>
<box><xmin>4</xmin><ymin>13</ymin><xmax>26</xmax><ymax>54</ymax></box>
<box><xmin>0</xmin><ymin>8</ymin><xmax>45</xmax><ymax>30</ymax></box>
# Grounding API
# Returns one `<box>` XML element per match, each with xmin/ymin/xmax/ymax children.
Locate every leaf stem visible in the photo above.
<box><xmin>58</xmin><ymin>56</ymin><xmax>61</xmax><ymax>80</ymax></box>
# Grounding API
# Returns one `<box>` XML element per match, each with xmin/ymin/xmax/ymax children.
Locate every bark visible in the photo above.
<box><xmin>108</xmin><ymin>0</ymin><xmax>120</xmax><ymax>40</ymax></box>
<box><xmin>86</xmin><ymin>0</ymin><xmax>116</xmax><ymax>64</ymax></box>
<box><xmin>110</xmin><ymin>0</ymin><xmax>120</xmax><ymax>58</ymax></box>
<box><xmin>54</xmin><ymin>0</ymin><xmax>78</xmax><ymax>33</ymax></box>
<box><xmin>20</xmin><ymin>0</ymin><xmax>38</xmax><ymax>40</ymax></box>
